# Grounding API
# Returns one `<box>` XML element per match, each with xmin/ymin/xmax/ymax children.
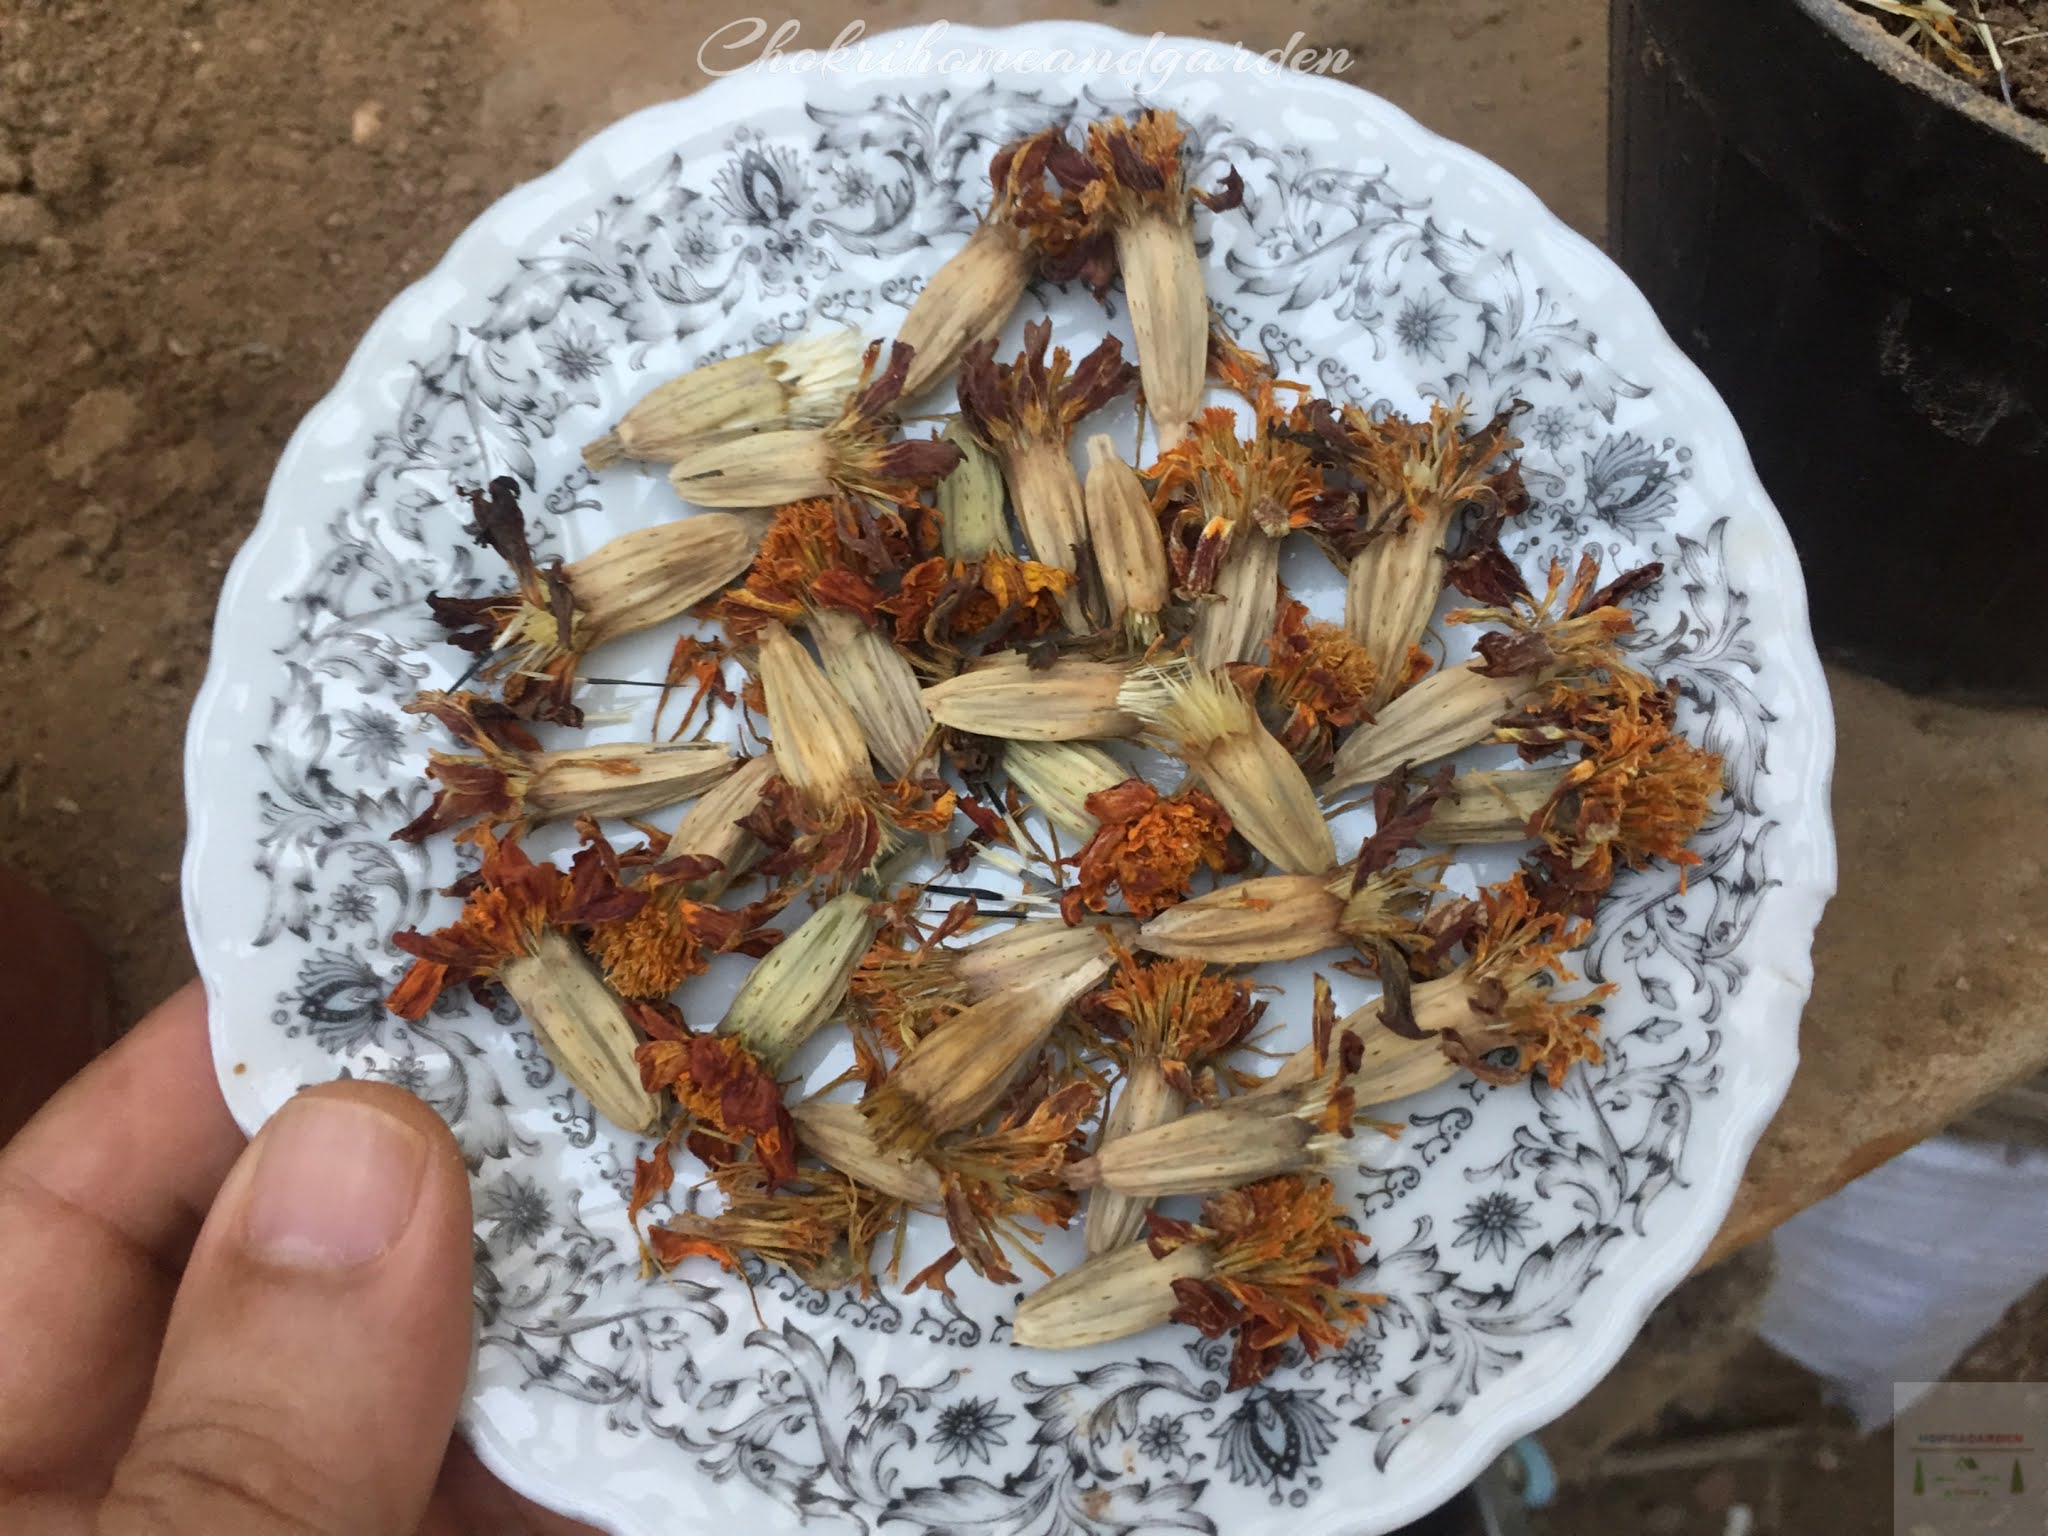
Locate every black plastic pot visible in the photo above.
<box><xmin>1610</xmin><ymin>0</ymin><xmax>2048</xmax><ymax>700</ymax></box>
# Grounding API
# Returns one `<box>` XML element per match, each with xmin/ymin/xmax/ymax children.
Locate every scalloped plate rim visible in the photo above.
<box><xmin>183</xmin><ymin>21</ymin><xmax>1839</xmax><ymax>1534</ymax></box>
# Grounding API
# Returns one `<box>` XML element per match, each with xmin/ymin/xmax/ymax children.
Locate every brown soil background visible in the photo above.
<box><xmin>1</xmin><ymin>3</ymin><xmax>2041</xmax><ymax>1532</ymax></box>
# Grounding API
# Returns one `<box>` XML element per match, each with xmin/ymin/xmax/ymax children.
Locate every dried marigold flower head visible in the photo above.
<box><xmin>384</xmin><ymin>830</ymin><xmax>659</xmax><ymax>1132</ymax></box>
<box><xmin>429</xmin><ymin>482</ymin><xmax>762</xmax><ymax>727</ymax></box>
<box><xmin>959</xmin><ymin>318</ymin><xmax>1138</xmax><ymax>457</ymax></box>
<box><xmin>714</xmin><ymin>496</ymin><xmax>917</xmax><ymax>645</ymax></box>
<box><xmin>862</xmin><ymin>939</ymin><xmax>1119</xmax><ymax>1156</ymax></box>
<box><xmin>584</xmin><ymin>828</ymin><xmax>786</xmax><ymax>1000</ymax></box>
<box><xmin>1080</xmin><ymin>951</ymin><xmax>1264</xmax><ymax>1102</ymax></box>
<box><xmin>958</xmin><ymin>320</ymin><xmax>1137</xmax><ymax>628</ymax></box>
<box><xmin>907</xmin><ymin>1079</ymin><xmax>1099</xmax><ymax>1294</ymax></box>
<box><xmin>1435</xmin><ymin>873</ymin><xmax>1614</xmax><ymax>1088</ymax></box>
<box><xmin>1117</xmin><ymin>659</ymin><xmax>1336</xmax><ymax>875</ymax></box>
<box><xmin>669</xmin><ymin>341</ymin><xmax>963</xmax><ymax>509</ymax></box>
<box><xmin>1454</xmin><ymin>549</ymin><xmax>1662</xmax><ymax>688</ymax></box>
<box><xmin>385</xmin><ymin>827</ymin><xmax>642</xmax><ymax>1018</ymax></box>
<box><xmin>646</xmin><ymin>1161</ymin><xmax>901</xmax><ymax>1295</ymax></box>
<box><xmin>1059</xmin><ymin>777</ymin><xmax>1239</xmax><ymax>923</ymax></box>
<box><xmin>394</xmin><ymin>691</ymin><xmax>739</xmax><ymax>843</ymax></box>
<box><xmin>1325</xmin><ymin>557</ymin><xmax>1664</xmax><ymax>797</ymax></box>
<box><xmin>1148</xmin><ymin>1174</ymin><xmax>1378</xmax><ymax>1390</ymax></box>
<box><xmin>1154</xmin><ymin>407</ymin><xmax>1327</xmax><ymax>596</ymax></box>
<box><xmin>1057</xmin><ymin>112</ymin><xmax>1246</xmax><ymax>449</ymax></box>
<box><xmin>1292</xmin><ymin>398</ymin><xmax>1527</xmax><ymax>710</ymax></box>
<box><xmin>1257</xmin><ymin>597</ymin><xmax>1380</xmax><ymax>772</ymax></box>
<box><xmin>881</xmin><ymin>551</ymin><xmax>1074</xmax><ymax>656</ymax></box>
<box><xmin>1546</xmin><ymin>701</ymin><xmax>1721</xmax><ymax>876</ymax></box>
<box><xmin>636</xmin><ymin>1029</ymin><xmax>800</xmax><ymax>1188</ymax></box>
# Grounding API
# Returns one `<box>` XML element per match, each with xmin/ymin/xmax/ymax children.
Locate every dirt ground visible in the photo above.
<box><xmin>1</xmin><ymin>3</ymin><xmax>2039</xmax><ymax>1534</ymax></box>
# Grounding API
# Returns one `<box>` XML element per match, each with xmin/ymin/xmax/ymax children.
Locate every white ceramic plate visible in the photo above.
<box><xmin>184</xmin><ymin>24</ymin><xmax>1836</xmax><ymax>1535</ymax></box>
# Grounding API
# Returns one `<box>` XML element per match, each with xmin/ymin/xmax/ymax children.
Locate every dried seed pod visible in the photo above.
<box><xmin>1003</xmin><ymin>738</ymin><xmax>1127</xmax><ymax>839</ymax></box>
<box><xmin>1426</xmin><ymin>764</ymin><xmax>1567</xmax><ymax>843</ymax></box>
<box><xmin>922</xmin><ymin>654</ymin><xmax>1140</xmax><ymax>742</ymax></box>
<box><xmin>758</xmin><ymin>621</ymin><xmax>872</xmax><ymax>813</ymax></box>
<box><xmin>499</xmin><ymin>932</ymin><xmax>665</xmax><ymax>1134</ymax></box>
<box><xmin>958</xmin><ymin>320</ymin><xmax>1139</xmax><ymax>631</ymax></box>
<box><xmin>1062</xmin><ymin>112</ymin><xmax>1246</xmax><ymax>451</ymax></box>
<box><xmin>862</xmin><ymin>935</ymin><xmax>1119</xmax><ymax>1154</ymax></box>
<box><xmin>428</xmin><ymin>481</ymin><xmax>761</xmax><ymax>726</ymax></box>
<box><xmin>1324</xmin><ymin>552</ymin><xmax>1664</xmax><ymax>797</ymax></box>
<box><xmin>1075</xmin><ymin>1084</ymin><xmax>1342</xmax><ymax>1197</ymax></box>
<box><xmin>582</xmin><ymin>329</ymin><xmax>866</xmax><ymax>470</ymax></box>
<box><xmin>1187</xmin><ymin>523</ymin><xmax>1279</xmax><ymax>672</ymax></box>
<box><xmin>385</xmin><ymin>830</ymin><xmax>654</xmax><ymax>1133</ymax></box>
<box><xmin>1083</xmin><ymin>1057</ymin><xmax>1185</xmax><ymax>1255</ymax></box>
<box><xmin>1018</xmin><ymin>1174</ymin><xmax>1377</xmax><ymax>1392</ymax></box>
<box><xmin>898</xmin><ymin>220</ymin><xmax>1036</xmax><ymax>401</ymax></box>
<box><xmin>790</xmin><ymin>1099</ymin><xmax>944</xmax><ymax>1205</ymax></box>
<box><xmin>811</xmin><ymin>608</ymin><xmax>935</xmax><ymax>782</ymax></box>
<box><xmin>719</xmin><ymin>888</ymin><xmax>882</xmax><ymax>1073</ymax></box>
<box><xmin>1118</xmin><ymin>659</ymin><xmax>1335</xmax><ymax>874</ymax></box>
<box><xmin>1323</xmin><ymin>664</ymin><xmax>1537</xmax><ymax>796</ymax></box>
<box><xmin>936</xmin><ymin>419</ymin><xmax>1013</xmax><ymax>560</ymax></box>
<box><xmin>1082</xmin><ymin>434</ymin><xmax>1170</xmax><ymax>645</ymax></box>
<box><xmin>670</xmin><ymin>341</ymin><xmax>961</xmax><ymax>510</ymax></box>
<box><xmin>395</xmin><ymin>692</ymin><xmax>739</xmax><ymax>841</ymax></box>
<box><xmin>948</xmin><ymin>917</ymin><xmax>1134</xmax><ymax>997</ymax></box>
<box><xmin>1312</xmin><ymin>400</ymin><xmax>1528</xmax><ymax>711</ymax></box>
<box><xmin>1135</xmin><ymin>871</ymin><xmax>1348</xmax><ymax>963</ymax></box>
<box><xmin>665</xmin><ymin>751</ymin><xmax>780</xmax><ymax>896</ymax></box>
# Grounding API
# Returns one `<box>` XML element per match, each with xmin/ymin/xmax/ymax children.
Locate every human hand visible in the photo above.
<box><xmin>0</xmin><ymin>981</ymin><xmax>601</xmax><ymax>1534</ymax></box>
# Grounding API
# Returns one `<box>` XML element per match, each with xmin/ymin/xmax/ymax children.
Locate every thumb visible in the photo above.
<box><xmin>103</xmin><ymin>1081</ymin><xmax>474</xmax><ymax>1536</ymax></box>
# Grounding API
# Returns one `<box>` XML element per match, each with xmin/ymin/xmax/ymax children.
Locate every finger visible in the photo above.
<box><xmin>421</xmin><ymin>1439</ymin><xmax>608</xmax><ymax>1536</ymax></box>
<box><xmin>102</xmin><ymin>1080</ymin><xmax>473</xmax><ymax>1536</ymax></box>
<box><xmin>0</xmin><ymin>981</ymin><xmax>245</xmax><ymax>1489</ymax></box>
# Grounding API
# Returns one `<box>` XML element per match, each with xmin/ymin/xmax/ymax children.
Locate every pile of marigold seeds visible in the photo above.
<box><xmin>382</xmin><ymin>111</ymin><xmax>1723</xmax><ymax>1391</ymax></box>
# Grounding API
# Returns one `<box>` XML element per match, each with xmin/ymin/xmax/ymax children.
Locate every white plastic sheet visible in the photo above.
<box><xmin>1759</xmin><ymin>1135</ymin><xmax>2048</xmax><ymax>1429</ymax></box>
